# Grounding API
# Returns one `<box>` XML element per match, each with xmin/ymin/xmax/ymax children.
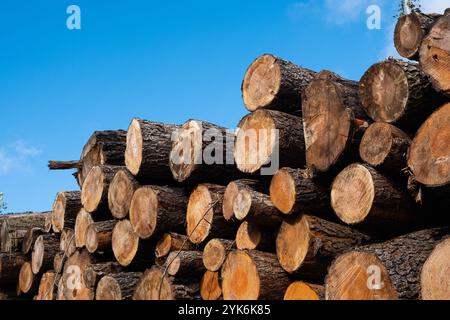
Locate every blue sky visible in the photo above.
<box><xmin>0</xmin><ymin>0</ymin><xmax>449</xmax><ymax>213</ymax></box>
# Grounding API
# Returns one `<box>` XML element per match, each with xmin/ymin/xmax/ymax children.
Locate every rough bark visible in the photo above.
<box><xmin>164</xmin><ymin>250</ymin><xmax>205</xmax><ymax>278</ymax></box>
<box><xmin>48</xmin><ymin>160</ymin><xmax>81</xmax><ymax>170</ymax></box>
<box><xmin>22</xmin><ymin>228</ymin><xmax>45</xmax><ymax>255</ymax></box>
<box><xmin>155</xmin><ymin>233</ymin><xmax>196</xmax><ymax>259</ymax></box>
<box><xmin>85</xmin><ymin>220</ymin><xmax>115</xmax><ymax>254</ymax></box>
<box><xmin>83</xmin><ymin>261</ymin><xmax>124</xmax><ymax>288</ymax></box>
<box><xmin>0</xmin><ymin>252</ymin><xmax>27</xmax><ymax>287</ymax></box>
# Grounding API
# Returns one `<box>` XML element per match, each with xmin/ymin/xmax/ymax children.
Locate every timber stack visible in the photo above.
<box><xmin>1</xmin><ymin>9</ymin><xmax>450</xmax><ymax>300</ymax></box>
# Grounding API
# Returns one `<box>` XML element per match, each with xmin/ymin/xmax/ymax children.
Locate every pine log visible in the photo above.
<box><xmin>241</xmin><ymin>54</ymin><xmax>316</xmax><ymax>114</ymax></box>
<box><xmin>129</xmin><ymin>185</ymin><xmax>187</xmax><ymax>239</ymax></box>
<box><xmin>170</xmin><ymin>119</ymin><xmax>241</xmax><ymax>183</ymax></box>
<box><xmin>83</xmin><ymin>261</ymin><xmax>124</xmax><ymax>288</ymax></box>
<box><xmin>22</xmin><ymin>228</ymin><xmax>45</xmax><ymax>255</ymax></box>
<box><xmin>155</xmin><ymin>233</ymin><xmax>196</xmax><ymax>259</ymax></box>
<box><xmin>51</xmin><ymin>191</ymin><xmax>81</xmax><ymax>233</ymax></box>
<box><xmin>421</xmin><ymin>237</ymin><xmax>450</xmax><ymax>300</ymax></box>
<box><xmin>360</xmin><ymin>59</ymin><xmax>443</xmax><ymax>130</ymax></box>
<box><xmin>125</xmin><ymin>118</ymin><xmax>180</xmax><ymax>181</ymax></box>
<box><xmin>31</xmin><ymin>234</ymin><xmax>60</xmax><ymax>274</ymax></box>
<box><xmin>74</xmin><ymin>208</ymin><xmax>94</xmax><ymax>248</ymax></box>
<box><xmin>270</xmin><ymin>167</ymin><xmax>331</xmax><ymax>216</ymax></box>
<box><xmin>202</xmin><ymin>238</ymin><xmax>234</xmax><ymax>272</ymax></box>
<box><xmin>302</xmin><ymin>70</ymin><xmax>369</xmax><ymax>173</ymax></box>
<box><xmin>420</xmin><ymin>10</ymin><xmax>450</xmax><ymax>96</ymax></box>
<box><xmin>85</xmin><ymin>220</ymin><xmax>115</xmax><ymax>254</ymax></box>
<box><xmin>48</xmin><ymin>160</ymin><xmax>81</xmax><ymax>170</ymax></box>
<box><xmin>284</xmin><ymin>281</ymin><xmax>324</xmax><ymax>300</ymax></box>
<box><xmin>0</xmin><ymin>252</ymin><xmax>27</xmax><ymax>287</ymax></box>
<box><xmin>164</xmin><ymin>250</ymin><xmax>205</xmax><ymax>278</ymax></box>
<box><xmin>276</xmin><ymin>214</ymin><xmax>369</xmax><ymax>280</ymax></box>
<box><xmin>60</xmin><ymin>228</ymin><xmax>76</xmax><ymax>257</ymax></box>
<box><xmin>79</xmin><ymin>130</ymin><xmax>127</xmax><ymax>186</ymax></box>
<box><xmin>359</xmin><ymin>122</ymin><xmax>411</xmax><ymax>175</ymax></box>
<box><xmin>200</xmin><ymin>270</ymin><xmax>222</xmax><ymax>300</ymax></box>
<box><xmin>133</xmin><ymin>266</ymin><xmax>200</xmax><ymax>300</ymax></box>
<box><xmin>394</xmin><ymin>12</ymin><xmax>442</xmax><ymax>60</ymax></box>
<box><xmin>325</xmin><ymin>228</ymin><xmax>449</xmax><ymax>300</ymax></box>
<box><xmin>81</xmin><ymin>165</ymin><xmax>123</xmax><ymax>214</ymax></box>
<box><xmin>331</xmin><ymin>163</ymin><xmax>418</xmax><ymax>233</ymax></box>
<box><xmin>95</xmin><ymin>272</ymin><xmax>142</xmax><ymax>300</ymax></box>
<box><xmin>35</xmin><ymin>271</ymin><xmax>58</xmax><ymax>300</ymax></box>
<box><xmin>235</xmin><ymin>110</ymin><xmax>305</xmax><ymax>174</ymax></box>
<box><xmin>222</xmin><ymin>250</ymin><xmax>291</xmax><ymax>300</ymax></box>
<box><xmin>236</xmin><ymin>221</ymin><xmax>275</xmax><ymax>252</ymax></box>
<box><xmin>107</xmin><ymin>169</ymin><xmax>139</xmax><ymax>219</ymax></box>
<box><xmin>18</xmin><ymin>262</ymin><xmax>39</xmax><ymax>297</ymax></box>
<box><xmin>186</xmin><ymin>184</ymin><xmax>237</xmax><ymax>244</ymax></box>
<box><xmin>53</xmin><ymin>252</ymin><xmax>66</xmax><ymax>274</ymax></box>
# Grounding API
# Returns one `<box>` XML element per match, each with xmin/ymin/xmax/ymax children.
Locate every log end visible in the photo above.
<box><xmin>133</xmin><ymin>267</ymin><xmax>173</xmax><ymax>300</ymax></box>
<box><xmin>200</xmin><ymin>271</ymin><xmax>222</xmax><ymax>300</ymax></box>
<box><xmin>36</xmin><ymin>271</ymin><xmax>56</xmax><ymax>300</ymax></box>
<box><xmin>129</xmin><ymin>186</ymin><xmax>158</xmax><ymax>239</ymax></box>
<box><xmin>270</xmin><ymin>168</ymin><xmax>296</xmax><ymax>214</ymax></box>
<box><xmin>85</xmin><ymin>223</ymin><xmax>98</xmax><ymax>253</ymax></box>
<box><xmin>203</xmin><ymin>239</ymin><xmax>228</xmax><ymax>272</ymax></box>
<box><xmin>112</xmin><ymin>219</ymin><xmax>139</xmax><ymax>267</ymax></box>
<box><xmin>125</xmin><ymin>118</ymin><xmax>143</xmax><ymax>176</ymax></box>
<box><xmin>155</xmin><ymin>233</ymin><xmax>172</xmax><ymax>258</ymax></box>
<box><xmin>108</xmin><ymin>169</ymin><xmax>135</xmax><ymax>219</ymax></box>
<box><xmin>81</xmin><ymin>166</ymin><xmax>105</xmax><ymax>213</ymax></box>
<box><xmin>186</xmin><ymin>185</ymin><xmax>214</xmax><ymax>244</ymax></box>
<box><xmin>18</xmin><ymin>262</ymin><xmax>34</xmax><ymax>295</ymax></box>
<box><xmin>359</xmin><ymin>122</ymin><xmax>396</xmax><ymax>167</ymax></box>
<box><xmin>284</xmin><ymin>281</ymin><xmax>321</xmax><ymax>300</ymax></box>
<box><xmin>421</xmin><ymin>238</ymin><xmax>450</xmax><ymax>300</ymax></box>
<box><xmin>394</xmin><ymin>13</ymin><xmax>424</xmax><ymax>60</ymax></box>
<box><xmin>75</xmin><ymin>208</ymin><xmax>94</xmax><ymax>248</ymax></box>
<box><xmin>31</xmin><ymin>235</ymin><xmax>45</xmax><ymax>274</ymax></box>
<box><xmin>236</xmin><ymin>221</ymin><xmax>262</xmax><ymax>251</ymax></box>
<box><xmin>223</xmin><ymin>182</ymin><xmax>239</xmax><ymax>221</ymax></box>
<box><xmin>95</xmin><ymin>276</ymin><xmax>122</xmax><ymax>300</ymax></box>
<box><xmin>51</xmin><ymin>192</ymin><xmax>66</xmax><ymax>233</ymax></box>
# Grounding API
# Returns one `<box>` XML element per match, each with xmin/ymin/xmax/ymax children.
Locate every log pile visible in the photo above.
<box><xmin>1</xmin><ymin>9</ymin><xmax>450</xmax><ymax>300</ymax></box>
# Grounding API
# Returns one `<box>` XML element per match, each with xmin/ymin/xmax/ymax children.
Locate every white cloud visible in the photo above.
<box><xmin>13</xmin><ymin>140</ymin><xmax>41</xmax><ymax>157</ymax></box>
<box><xmin>0</xmin><ymin>150</ymin><xmax>14</xmax><ymax>174</ymax></box>
<box><xmin>0</xmin><ymin>140</ymin><xmax>42</xmax><ymax>175</ymax></box>
<box><xmin>420</xmin><ymin>0</ymin><xmax>450</xmax><ymax>14</ymax></box>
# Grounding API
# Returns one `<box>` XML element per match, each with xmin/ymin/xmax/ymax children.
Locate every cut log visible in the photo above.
<box><xmin>186</xmin><ymin>184</ymin><xmax>237</xmax><ymax>244</ymax></box>
<box><xmin>241</xmin><ymin>54</ymin><xmax>316</xmax><ymax>114</ymax></box>
<box><xmin>53</xmin><ymin>252</ymin><xmax>66</xmax><ymax>274</ymax></box>
<box><xmin>200</xmin><ymin>271</ymin><xmax>222</xmax><ymax>300</ymax></box>
<box><xmin>222</xmin><ymin>250</ymin><xmax>291</xmax><ymax>300</ymax></box>
<box><xmin>108</xmin><ymin>169</ymin><xmax>139</xmax><ymax>219</ymax></box>
<box><xmin>325</xmin><ymin>228</ymin><xmax>449</xmax><ymax>300</ymax></box>
<box><xmin>35</xmin><ymin>271</ymin><xmax>58</xmax><ymax>300</ymax></box>
<box><xmin>302</xmin><ymin>70</ymin><xmax>369</xmax><ymax>173</ymax></box>
<box><xmin>111</xmin><ymin>219</ymin><xmax>154</xmax><ymax>267</ymax></box>
<box><xmin>276</xmin><ymin>214</ymin><xmax>369</xmax><ymax>280</ymax></box>
<box><xmin>81</xmin><ymin>165</ymin><xmax>123</xmax><ymax>214</ymax></box>
<box><xmin>125</xmin><ymin>118</ymin><xmax>180</xmax><ymax>181</ymax></box>
<box><xmin>235</xmin><ymin>110</ymin><xmax>305</xmax><ymax>174</ymax></box>
<box><xmin>0</xmin><ymin>252</ymin><xmax>27</xmax><ymax>287</ymax></box>
<box><xmin>22</xmin><ymin>228</ymin><xmax>45</xmax><ymax>255</ymax></box>
<box><xmin>74</xmin><ymin>208</ymin><xmax>94</xmax><ymax>248</ymax></box>
<box><xmin>51</xmin><ymin>191</ymin><xmax>81</xmax><ymax>233</ymax></box>
<box><xmin>85</xmin><ymin>220</ymin><xmax>115</xmax><ymax>254</ymax></box>
<box><xmin>394</xmin><ymin>12</ymin><xmax>442</xmax><ymax>60</ymax></box>
<box><xmin>284</xmin><ymin>281</ymin><xmax>324</xmax><ymax>300</ymax></box>
<box><xmin>202</xmin><ymin>238</ymin><xmax>234</xmax><ymax>272</ymax></box>
<box><xmin>0</xmin><ymin>225</ymin><xmax>27</xmax><ymax>253</ymax></box>
<box><xmin>18</xmin><ymin>262</ymin><xmax>39</xmax><ymax>296</ymax></box>
<box><xmin>132</xmin><ymin>266</ymin><xmax>200</xmax><ymax>300</ymax></box>
<box><xmin>331</xmin><ymin>163</ymin><xmax>418</xmax><ymax>232</ymax></box>
<box><xmin>164</xmin><ymin>251</ymin><xmax>205</xmax><ymax>278</ymax></box>
<box><xmin>48</xmin><ymin>160</ymin><xmax>81</xmax><ymax>170</ymax></box>
<box><xmin>421</xmin><ymin>237</ymin><xmax>450</xmax><ymax>300</ymax></box>
<box><xmin>360</xmin><ymin>59</ymin><xmax>442</xmax><ymax>130</ymax></box>
<box><xmin>79</xmin><ymin>130</ymin><xmax>127</xmax><ymax>186</ymax></box>
<box><xmin>236</xmin><ymin>221</ymin><xmax>275</xmax><ymax>252</ymax></box>
<box><xmin>170</xmin><ymin>119</ymin><xmax>240</xmax><ymax>183</ymax></box>
<box><xmin>270</xmin><ymin>167</ymin><xmax>331</xmax><ymax>216</ymax></box>
<box><xmin>60</xmin><ymin>228</ymin><xmax>76</xmax><ymax>257</ymax></box>
<box><xmin>43</xmin><ymin>213</ymin><xmax>52</xmax><ymax>233</ymax></box>
<box><xmin>31</xmin><ymin>234</ymin><xmax>60</xmax><ymax>274</ymax></box>
<box><xmin>155</xmin><ymin>233</ymin><xmax>195</xmax><ymax>259</ymax></box>
<box><xmin>129</xmin><ymin>185</ymin><xmax>187</xmax><ymax>239</ymax></box>
<box><xmin>223</xmin><ymin>179</ymin><xmax>268</xmax><ymax>221</ymax></box>
<box><xmin>420</xmin><ymin>11</ymin><xmax>450</xmax><ymax>96</ymax></box>
<box><xmin>359</xmin><ymin>122</ymin><xmax>411</xmax><ymax>175</ymax></box>
<box><xmin>83</xmin><ymin>261</ymin><xmax>124</xmax><ymax>288</ymax></box>
<box><xmin>95</xmin><ymin>272</ymin><xmax>143</xmax><ymax>300</ymax></box>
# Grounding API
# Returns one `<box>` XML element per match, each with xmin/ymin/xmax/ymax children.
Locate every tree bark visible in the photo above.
<box><xmin>202</xmin><ymin>238</ymin><xmax>235</xmax><ymax>272</ymax></box>
<box><xmin>129</xmin><ymin>185</ymin><xmax>187</xmax><ymax>239</ymax></box>
<box><xmin>164</xmin><ymin>250</ymin><xmax>205</xmax><ymax>278</ymax></box>
<box><xmin>155</xmin><ymin>233</ymin><xmax>196</xmax><ymax>259</ymax></box>
<box><xmin>95</xmin><ymin>272</ymin><xmax>143</xmax><ymax>300</ymax></box>
<box><xmin>236</xmin><ymin>221</ymin><xmax>275</xmax><ymax>252</ymax></box>
<box><xmin>241</xmin><ymin>54</ymin><xmax>316</xmax><ymax>115</ymax></box>
<box><xmin>51</xmin><ymin>191</ymin><xmax>81</xmax><ymax>233</ymax></box>
<box><xmin>31</xmin><ymin>234</ymin><xmax>60</xmax><ymax>274</ymax></box>
<box><xmin>85</xmin><ymin>220</ymin><xmax>115</xmax><ymax>254</ymax></box>
<box><xmin>107</xmin><ymin>169</ymin><xmax>139</xmax><ymax>219</ymax></box>
<box><xmin>276</xmin><ymin>214</ymin><xmax>369</xmax><ymax>281</ymax></box>
<box><xmin>83</xmin><ymin>261</ymin><xmax>124</xmax><ymax>288</ymax></box>
<box><xmin>0</xmin><ymin>252</ymin><xmax>27</xmax><ymax>287</ymax></box>
<box><xmin>48</xmin><ymin>160</ymin><xmax>81</xmax><ymax>170</ymax></box>
<box><xmin>284</xmin><ymin>281</ymin><xmax>324</xmax><ymax>300</ymax></box>
<box><xmin>22</xmin><ymin>228</ymin><xmax>46</xmax><ymax>255</ymax></box>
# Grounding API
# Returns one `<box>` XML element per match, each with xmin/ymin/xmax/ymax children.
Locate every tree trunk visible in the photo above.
<box><xmin>276</xmin><ymin>214</ymin><xmax>369</xmax><ymax>281</ymax></box>
<box><xmin>81</xmin><ymin>165</ymin><xmax>124</xmax><ymax>214</ymax></box>
<box><xmin>170</xmin><ymin>119</ymin><xmax>242</xmax><ymax>184</ymax></box>
<box><xmin>22</xmin><ymin>228</ymin><xmax>46</xmax><ymax>255</ymax></box>
<box><xmin>95</xmin><ymin>272</ymin><xmax>143</xmax><ymax>300</ymax></box>
<box><xmin>133</xmin><ymin>266</ymin><xmax>201</xmax><ymax>300</ymax></box>
<box><xmin>125</xmin><ymin>118</ymin><xmax>180</xmax><ymax>182</ymax></box>
<box><xmin>331</xmin><ymin>163</ymin><xmax>419</xmax><ymax>234</ymax></box>
<box><xmin>360</xmin><ymin>58</ymin><xmax>443</xmax><ymax>131</ymax></box>
<box><xmin>420</xmin><ymin>10</ymin><xmax>450</xmax><ymax>96</ymax></box>
<box><xmin>0</xmin><ymin>252</ymin><xmax>27</xmax><ymax>287</ymax></box>
<box><xmin>18</xmin><ymin>262</ymin><xmax>39</xmax><ymax>297</ymax></box>
<box><xmin>60</xmin><ymin>228</ymin><xmax>76</xmax><ymax>257</ymax></box>
<box><xmin>270</xmin><ymin>167</ymin><xmax>332</xmax><ymax>217</ymax></box>
<box><xmin>394</xmin><ymin>12</ymin><xmax>442</xmax><ymax>60</ymax></box>
<box><xmin>85</xmin><ymin>220</ymin><xmax>115</xmax><ymax>254</ymax></box>
<box><xmin>235</xmin><ymin>110</ymin><xmax>305</xmax><ymax>174</ymax></box>
<box><xmin>74</xmin><ymin>208</ymin><xmax>94</xmax><ymax>248</ymax></box>
<box><xmin>164</xmin><ymin>250</ymin><xmax>205</xmax><ymax>278</ymax></box>
<box><xmin>0</xmin><ymin>224</ymin><xmax>26</xmax><ymax>253</ymax></box>
<box><xmin>202</xmin><ymin>238</ymin><xmax>235</xmax><ymax>272</ymax></box>
<box><xmin>51</xmin><ymin>191</ymin><xmax>81</xmax><ymax>233</ymax></box>
<box><xmin>83</xmin><ymin>261</ymin><xmax>124</xmax><ymax>288</ymax></box>
<box><xmin>302</xmin><ymin>70</ymin><xmax>369</xmax><ymax>173</ymax></box>
<box><xmin>325</xmin><ymin>227</ymin><xmax>449</xmax><ymax>300</ymax></box>
<box><xmin>242</xmin><ymin>54</ymin><xmax>316</xmax><ymax>115</ymax></box>
<box><xmin>53</xmin><ymin>252</ymin><xmax>66</xmax><ymax>274</ymax></box>
<box><xmin>35</xmin><ymin>271</ymin><xmax>59</xmax><ymax>300</ymax></box>
<box><xmin>222</xmin><ymin>250</ymin><xmax>291</xmax><ymax>300</ymax></box>
<box><xmin>31</xmin><ymin>234</ymin><xmax>60</xmax><ymax>274</ymax></box>
<box><xmin>359</xmin><ymin>122</ymin><xmax>411</xmax><ymax>176</ymax></box>
<box><xmin>421</xmin><ymin>237</ymin><xmax>450</xmax><ymax>300</ymax></box>
<box><xmin>200</xmin><ymin>270</ymin><xmax>222</xmax><ymax>300</ymax></box>
<box><xmin>155</xmin><ymin>233</ymin><xmax>196</xmax><ymax>259</ymax></box>
<box><xmin>107</xmin><ymin>169</ymin><xmax>139</xmax><ymax>219</ymax></box>
<box><xmin>79</xmin><ymin>130</ymin><xmax>127</xmax><ymax>186</ymax></box>
<box><xmin>186</xmin><ymin>184</ymin><xmax>238</xmax><ymax>244</ymax></box>
<box><xmin>236</xmin><ymin>221</ymin><xmax>275</xmax><ymax>252</ymax></box>
<box><xmin>284</xmin><ymin>281</ymin><xmax>324</xmax><ymax>300</ymax></box>
<box><xmin>129</xmin><ymin>185</ymin><xmax>187</xmax><ymax>239</ymax></box>
<box><xmin>48</xmin><ymin>160</ymin><xmax>81</xmax><ymax>170</ymax></box>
